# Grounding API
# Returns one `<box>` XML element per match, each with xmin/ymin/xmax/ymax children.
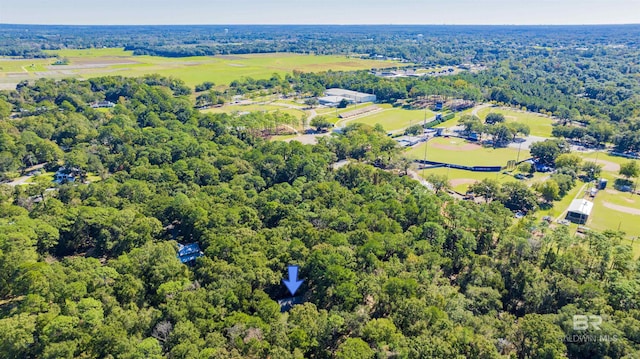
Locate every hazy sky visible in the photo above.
<box><xmin>1</xmin><ymin>0</ymin><xmax>639</xmax><ymax>25</ymax></box>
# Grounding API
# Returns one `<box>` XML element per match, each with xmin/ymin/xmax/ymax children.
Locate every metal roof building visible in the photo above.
<box><xmin>318</xmin><ymin>96</ymin><xmax>353</xmax><ymax>107</ymax></box>
<box><xmin>325</xmin><ymin>88</ymin><xmax>376</xmax><ymax>103</ymax></box>
<box><xmin>566</xmin><ymin>199</ymin><xmax>594</xmax><ymax>224</ymax></box>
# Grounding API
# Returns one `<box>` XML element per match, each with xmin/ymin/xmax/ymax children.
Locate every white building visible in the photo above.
<box><xmin>325</xmin><ymin>88</ymin><xmax>376</xmax><ymax>103</ymax></box>
<box><xmin>566</xmin><ymin>199</ymin><xmax>594</xmax><ymax>224</ymax></box>
<box><xmin>318</xmin><ymin>96</ymin><xmax>354</xmax><ymax>107</ymax></box>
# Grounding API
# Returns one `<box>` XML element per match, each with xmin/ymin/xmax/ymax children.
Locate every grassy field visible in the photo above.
<box><xmin>419</xmin><ymin>167</ymin><xmax>533</xmax><ymax>192</ymax></box>
<box><xmin>1</xmin><ymin>48</ymin><xmax>397</xmax><ymax>87</ymax></box>
<box><xmin>334</xmin><ymin>104</ymin><xmax>435</xmax><ymax>132</ymax></box>
<box><xmin>477</xmin><ymin>107</ymin><xmax>554</xmax><ymax>137</ymax></box>
<box><xmin>588</xmin><ymin>187</ymin><xmax>640</xmax><ymax>238</ymax></box>
<box><xmin>405</xmin><ymin>137</ymin><xmax>529</xmax><ymax>167</ymax></box>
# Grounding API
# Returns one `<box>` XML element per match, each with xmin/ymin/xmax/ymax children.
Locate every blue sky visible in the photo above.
<box><xmin>1</xmin><ymin>0</ymin><xmax>639</xmax><ymax>25</ymax></box>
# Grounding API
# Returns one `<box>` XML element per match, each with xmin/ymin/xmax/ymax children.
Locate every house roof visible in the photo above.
<box><xmin>567</xmin><ymin>199</ymin><xmax>594</xmax><ymax>216</ymax></box>
<box><xmin>178</xmin><ymin>243</ymin><xmax>203</xmax><ymax>263</ymax></box>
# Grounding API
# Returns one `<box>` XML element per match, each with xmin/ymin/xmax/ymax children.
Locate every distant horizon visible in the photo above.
<box><xmin>2</xmin><ymin>23</ymin><xmax>639</xmax><ymax>27</ymax></box>
<box><xmin>2</xmin><ymin>0</ymin><xmax>639</xmax><ymax>26</ymax></box>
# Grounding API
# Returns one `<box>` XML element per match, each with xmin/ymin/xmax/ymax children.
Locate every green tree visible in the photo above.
<box><xmin>581</xmin><ymin>161</ymin><xmax>602</xmax><ymax>181</ymax></box>
<box><xmin>530</xmin><ymin>139</ymin><xmax>569</xmax><ymax>166</ymax></box>
<box><xmin>487</xmin><ymin>123</ymin><xmax>514</xmax><ymax>146</ymax></box>
<box><xmin>336</xmin><ymin>338</ymin><xmax>374</xmax><ymax>359</ymax></box>
<box><xmin>0</xmin><ymin>313</ymin><xmax>36</xmax><ymax>359</ymax></box>
<box><xmin>304</xmin><ymin>97</ymin><xmax>319</xmax><ymax>108</ymax></box>
<box><xmin>425</xmin><ymin>173</ymin><xmax>450</xmax><ymax>194</ymax></box>
<box><xmin>555</xmin><ymin>153</ymin><xmax>582</xmax><ymax>172</ymax></box>
<box><xmin>458</xmin><ymin>114</ymin><xmax>483</xmax><ymax>134</ymax></box>
<box><xmin>404</xmin><ymin>124</ymin><xmax>423</xmax><ymax>136</ymax></box>
<box><xmin>536</xmin><ymin>179</ymin><xmax>560</xmax><ymax>203</ymax></box>
<box><xmin>619</xmin><ymin>161</ymin><xmax>639</xmax><ymax>180</ymax></box>
<box><xmin>468</xmin><ymin>178</ymin><xmax>501</xmax><ymax>202</ymax></box>
<box><xmin>310</xmin><ymin>116</ymin><xmax>332</xmax><ymax>132</ymax></box>
<box><xmin>0</xmin><ymin>98</ymin><xmax>12</xmax><ymax>119</ymax></box>
<box><xmin>499</xmin><ymin>181</ymin><xmax>538</xmax><ymax>213</ymax></box>
<box><xmin>512</xmin><ymin>314</ymin><xmax>567</xmax><ymax>359</ymax></box>
<box><xmin>485</xmin><ymin>112</ymin><xmax>505</xmax><ymax>124</ymax></box>
<box><xmin>518</xmin><ymin>162</ymin><xmax>533</xmax><ymax>174</ymax></box>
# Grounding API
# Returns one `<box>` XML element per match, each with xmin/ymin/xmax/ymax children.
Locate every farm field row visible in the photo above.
<box><xmin>1</xmin><ymin>48</ymin><xmax>397</xmax><ymax>87</ymax></box>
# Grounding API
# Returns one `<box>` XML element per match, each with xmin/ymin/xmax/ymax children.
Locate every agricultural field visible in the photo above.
<box><xmin>0</xmin><ymin>48</ymin><xmax>397</xmax><ymax>88</ymax></box>
<box><xmin>477</xmin><ymin>107</ymin><xmax>555</xmax><ymax>137</ymax></box>
<box><xmin>405</xmin><ymin>137</ymin><xmax>529</xmax><ymax>167</ymax></box>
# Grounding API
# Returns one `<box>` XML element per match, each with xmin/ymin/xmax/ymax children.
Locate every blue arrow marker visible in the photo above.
<box><xmin>283</xmin><ymin>265</ymin><xmax>303</xmax><ymax>296</ymax></box>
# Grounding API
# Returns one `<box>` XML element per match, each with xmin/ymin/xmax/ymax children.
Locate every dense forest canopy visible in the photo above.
<box><xmin>1</xmin><ymin>73</ymin><xmax>639</xmax><ymax>358</ymax></box>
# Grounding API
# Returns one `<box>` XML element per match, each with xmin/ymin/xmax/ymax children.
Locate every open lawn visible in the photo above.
<box><xmin>477</xmin><ymin>107</ymin><xmax>554</xmax><ymax>137</ymax></box>
<box><xmin>419</xmin><ymin>167</ymin><xmax>525</xmax><ymax>192</ymax></box>
<box><xmin>406</xmin><ymin>137</ymin><xmax>529</xmax><ymax>167</ymax></box>
<box><xmin>588</xmin><ymin>189</ymin><xmax>640</xmax><ymax>238</ymax></box>
<box><xmin>1</xmin><ymin>49</ymin><xmax>397</xmax><ymax>87</ymax></box>
<box><xmin>334</xmin><ymin>104</ymin><xmax>435</xmax><ymax>132</ymax></box>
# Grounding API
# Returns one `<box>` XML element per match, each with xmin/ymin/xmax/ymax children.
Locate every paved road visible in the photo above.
<box><xmin>508</xmin><ymin>135</ymin><xmax>548</xmax><ymax>151</ymax></box>
<box><xmin>283</xmin><ymin>132</ymin><xmax>331</xmax><ymax>145</ymax></box>
<box><xmin>471</xmin><ymin>103</ymin><xmax>494</xmax><ymax>117</ymax></box>
<box><xmin>4</xmin><ymin>163</ymin><xmax>47</xmax><ymax>187</ymax></box>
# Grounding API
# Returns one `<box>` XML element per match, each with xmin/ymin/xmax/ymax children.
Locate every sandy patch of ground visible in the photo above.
<box><xmin>602</xmin><ymin>201</ymin><xmax>640</xmax><ymax>215</ymax></box>
<box><xmin>431</xmin><ymin>141</ymin><xmax>481</xmax><ymax>151</ymax></box>
<box><xmin>216</xmin><ymin>55</ymin><xmax>249</xmax><ymax>60</ymax></box>
<box><xmin>449</xmin><ymin>178</ymin><xmax>478</xmax><ymax>187</ymax></box>
<box><xmin>584</xmin><ymin>158</ymin><xmax>620</xmax><ymax>172</ymax></box>
<box><xmin>283</xmin><ymin>133</ymin><xmax>331</xmax><ymax>145</ymax></box>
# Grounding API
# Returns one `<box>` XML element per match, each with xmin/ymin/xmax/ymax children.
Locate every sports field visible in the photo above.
<box><xmin>405</xmin><ymin>137</ymin><xmax>529</xmax><ymax>167</ymax></box>
<box><xmin>477</xmin><ymin>107</ymin><xmax>554</xmax><ymax>137</ymax></box>
<box><xmin>333</xmin><ymin>104</ymin><xmax>435</xmax><ymax>132</ymax></box>
<box><xmin>418</xmin><ymin>167</ymin><xmax>543</xmax><ymax>193</ymax></box>
<box><xmin>0</xmin><ymin>48</ymin><xmax>396</xmax><ymax>87</ymax></box>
